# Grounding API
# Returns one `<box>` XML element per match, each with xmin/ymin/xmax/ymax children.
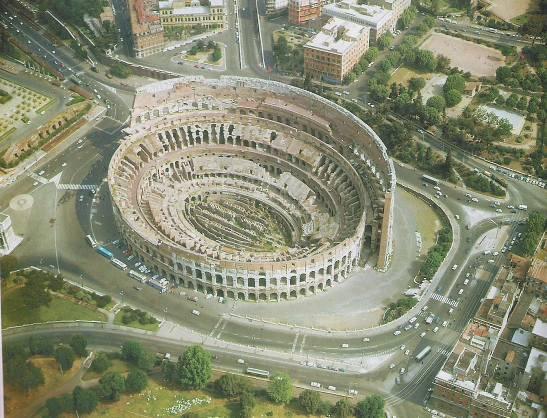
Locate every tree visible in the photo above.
<box><xmin>18</xmin><ymin>361</ymin><xmax>45</xmax><ymax>392</ymax></box>
<box><xmin>207</xmin><ymin>40</ymin><xmax>216</xmax><ymax>49</ymax></box>
<box><xmin>519</xmin><ymin>15</ymin><xmax>546</xmax><ymax>45</ymax></box>
<box><xmin>121</xmin><ymin>341</ymin><xmax>143</xmax><ymax>364</ymax></box>
<box><xmin>196</xmin><ymin>39</ymin><xmax>205</xmax><ymax>50</ymax></box>
<box><xmin>100</xmin><ymin>371</ymin><xmax>125</xmax><ymax>401</ymax></box>
<box><xmin>414</xmin><ymin>50</ymin><xmax>437</xmax><ymax>72</ymax></box>
<box><xmin>444</xmin><ymin>149</ymin><xmax>454</xmax><ymax>178</ymax></box>
<box><xmin>298</xmin><ymin>389</ymin><xmax>322</xmax><ymax>415</ymax></box>
<box><xmin>69</xmin><ymin>335</ymin><xmax>88</xmax><ymax>357</ymax></box>
<box><xmin>496</xmin><ymin>66</ymin><xmax>512</xmax><ymax>84</ymax></box>
<box><xmin>355</xmin><ymin>395</ymin><xmax>385</xmax><ymax>418</ymax></box>
<box><xmin>443</xmin><ymin>74</ymin><xmax>465</xmax><ymax>94</ymax></box>
<box><xmin>267</xmin><ymin>373</ymin><xmax>292</xmax><ymax>404</ymax></box>
<box><xmin>0</xmin><ymin>255</ymin><xmax>17</xmax><ymax>277</ymax></box>
<box><xmin>91</xmin><ymin>352</ymin><xmax>112</xmax><ymax>373</ymax></box>
<box><xmin>175</xmin><ymin>345</ymin><xmax>212</xmax><ymax>389</ymax></box>
<box><xmin>423</xmin><ymin>106</ymin><xmax>442</xmax><ymax>126</ymax></box>
<box><xmin>55</xmin><ymin>345</ymin><xmax>75</xmax><ymax>373</ymax></box>
<box><xmin>444</xmin><ymin>89</ymin><xmax>462</xmax><ymax>107</ymax></box>
<box><xmin>517</xmin><ymin>96</ymin><xmax>528</xmax><ymax>111</ymax></box>
<box><xmin>436</xmin><ymin>54</ymin><xmax>451</xmax><ymax>72</ymax></box>
<box><xmin>73</xmin><ymin>386</ymin><xmax>98</xmax><ymax>414</ymax></box>
<box><xmin>426</xmin><ymin>95</ymin><xmax>446</xmax><ymax>112</ymax></box>
<box><xmin>20</xmin><ymin>279</ymin><xmax>51</xmax><ymax>310</ymax></box>
<box><xmin>125</xmin><ymin>369</ymin><xmax>148</xmax><ymax>393</ymax></box>
<box><xmin>331</xmin><ymin>398</ymin><xmax>353</xmax><ymax>418</ymax></box>
<box><xmin>110</xmin><ymin>63</ymin><xmax>132</xmax><ymax>79</ymax></box>
<box><xmin>377</xmin><ymin>33</ymin><xmax>393</xmax><ymax>50</ymax></box>
<box><xmin>431</xmin><ymin>0</ymin><xmax>441</xmax><ymax>14</ymax></box>
<box><xmin>364</xmin><ymin>47</ymin><xmax>379</xmax><ymax>62</ymax></box>
<box><xmin>137</xmin><ymin>350</ymin><xmax>155</xmax><ymax>371</ymax></box>
<box><xmin>239</xmin><ymin>391</ymin><xmax>256</xmax><ymax>418</ymax></box>
<box><xmin>215</xmin><ymin>374</ymin><xmax>249</xmax><ymax>397</ymax></box>
<box><xmin>212</xmin><ymin>46</ymin><xmax>222</xmax><ymax>62</ymax></box>
<box><xmin>409</xmin><ymin>77</ymin><xmax>425</xmax><ymax>92</ymax></box>
<box><xmin>45</xmin><ymin>394</ymin><xmax>73</xmax><ymax>418</ymax></box>
<box><xmin>28</xmin><ymin>336</ymin><xmax>55</xmax><ymax>356</ymax></box>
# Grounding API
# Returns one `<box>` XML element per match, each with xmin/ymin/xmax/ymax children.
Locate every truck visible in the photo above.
<box><xmin>96</xmin><ymin>246</ymin><xmax>113</xmax><ymax>259</ymax></box>
<box><xmin>518</xmin><ymin>204</ymin><xmax>528</xmax><ymax>210</ymax></box>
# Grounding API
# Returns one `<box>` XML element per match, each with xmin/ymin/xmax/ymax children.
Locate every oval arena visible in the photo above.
<box><xmin>107</xmin><ymin>77</ymin><xmax>396</xmax><ymax>301</ymax></box>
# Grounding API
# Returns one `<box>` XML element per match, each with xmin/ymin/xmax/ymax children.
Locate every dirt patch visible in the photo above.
<box><xmin>390</xmin><ymin>67</ymin><xmax>435</xmax><ymax>86</ymax></box>
<box><xmin>420</xmin><ymin>33</ymin><xmax>505</xmax><ymax>77</ymax></box>
<box><xmin>486</xmin><ymin>0</ymin><xmax>539</xmax><ymax>21</ymax></box>
<box><xmin>421</xmin><ymin>73</ymin><xmax>447</xmax><ymax>104</ymax></box>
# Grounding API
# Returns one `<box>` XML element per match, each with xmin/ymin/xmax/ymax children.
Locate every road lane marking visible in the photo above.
<box><xmin>291</xmin><ymin>333</ymin><xmax>300</xmax><ymax>354</ymax></box>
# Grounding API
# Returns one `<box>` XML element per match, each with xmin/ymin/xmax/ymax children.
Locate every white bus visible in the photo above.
<box><xmin>111</xmin><ymin>258</ymin><xmax>128</xmax><ymax>271</ymax></box>
<box><xmin>128</xmin><ymin>269</ymin><xmax>147</xmax><ymax>283</ymax></box>
<box><xmin>415</xmin><ymin>346</ymin><xmax>432</xmax><ymax>362</ymax></box>
<box><xmin>85</xmin><ymin>234</ymin><xmax>97</xmax><ymax>247</ymax></box>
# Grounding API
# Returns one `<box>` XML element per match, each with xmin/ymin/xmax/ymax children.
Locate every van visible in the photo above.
<box><xmin>191</xmin><ymin>309</ymin><xmax>200</xmax><ymax>316</ymax></box>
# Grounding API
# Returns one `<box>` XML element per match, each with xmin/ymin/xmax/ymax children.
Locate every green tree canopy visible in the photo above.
<box><xmin>426</xmin><ymin>95</ymin><xmax>446</xmax><ymax>111</ymax></box>
<box><xmin>355</xmin><ymin>395</ymin><xmax>385</xmax><ymax>418</ymax></box>
<box><xmin>125</xmin><ymin>369</ymin><xmax>148</xmax><ymax>393</ymax></box>
<box><xmin>100</xmin><ymin>371</ymin><xmax>126</xmax><ymax>401</ymax></box>
<box><xmin>444</xmin><ymin>89</ymin><xmax>462</xmax><ymax>107</ymax></box>
<box><xmin>331</xmin><ymin>398</ymin><xmax>354</xmax><ymax>418</ymax></box>
<box><xmin>73</xmin><ymin>386</ymin><xmax>98</xmax><ymax>414</ymax></box>
<box><xmin>298</xmin><ymin>389</ymin><xmax>322</xmax><ymax>415</ymax></box>
<box><xmin>409</xmin><ymin>77</ymin><xmax>425</xmax><ymax>92</ymax></box>
<box><xmin>267</xmin><ymin>373</ymin><xmax>293</xmax><ymax>404</ymax></box>
<box><xmin>239</xmin><ymin>391</ymin><xmax>256</xmax><ymax>418</ymax></box>
<box><xmin>215</xmin><ymin>374</ymin><xmax>250</xmax><ymax>397</ymax></box>
<box><xmin>91</xmin><ymin>352</ymin><xmax>112</xmax><ymax>373</ymax></box>
<box><xmin>443</xmin><ymin>74</ymin><xmax>466</xmax><ymax>94</ymax></box>
<box><xmin>69</xmin><ymin>335</ymin><xmax>88</xmax><ymax>357</ymax></box>
<box><xmin>55</xmin><ymin>345</ymin><xmax>75</xmax><ymax>373</ymax></box>
<box><xmin>0</xmin><ymin>255</ymin><xmax>17</xmax><ymax>278</ymax></box>
<box><xmin>175</xmin><ymin>345</ymin><xmax>212</xmax><ymax>389</ymax></box>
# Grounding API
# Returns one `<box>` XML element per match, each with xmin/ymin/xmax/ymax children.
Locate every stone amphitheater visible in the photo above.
<box><xmin>107</xmin><ymin>76</ymin><xmax>396</xmax><ymax>302</ymax></box>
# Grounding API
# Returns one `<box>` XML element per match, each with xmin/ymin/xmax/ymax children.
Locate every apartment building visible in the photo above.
<box><xmin>159</xmin><ymin>0</ymin><xmax>226</xmax><ymax>30</ymax></box>
<box><xmin>368</xmin><ymin>0</ymin><xmax>411</xmax><ymax>22</ymax></box>
<box><xmin>288</xmin><ymin>0</ymin><xmax>322</xmax><ymax>25</ymax></box>
<box><xmin>266</xmin><ymin>0</ymin><xmax>289</xmax><ymax>16</ymax></box>
<box><xmin>323</xmin><ymin>0</ymin><xmax>396</xmax><ymax>41</ymax></box>
<box><xmin>304</xmin><ymin>17</ymin><xmax>369</xmax><ymax>83</ymax></box>
<box><xmin>527</xmin><ymin>258</ymin><xmax>547</xmax><ymax>298</ymax></box>
<box><xmin>128</xmin><ymin>0</ymin><xmax>165</xmax><ymax>58</ymax></box>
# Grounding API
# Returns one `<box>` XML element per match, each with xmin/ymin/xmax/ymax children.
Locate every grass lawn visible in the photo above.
<box><xmin>82</xmin><ymin>358</ymin><xmax>129</xmax><ymax>381</ymax></box>
<box><xmin>2</xmin><ymin>286</ymin><xmax>107</xmax><ymax>328</ymax></box>
<box><xmin>85</xmin><ymin>378</ymin><xmax>311</xmax><ymax>418</ymax></box>
<box><xmin>389</xmin><ymin>66</ymin><xmax>434</xmax><ymax>86</ymax></box>
<box><xmin>113</xmin><ymin>310</ymin><xmax>160</xmax><ymax>332</ymax></box>
<box><xmin>6</xmin><ymin>357</ymin><xmax>82</xmax><ymax>418</ymax></box>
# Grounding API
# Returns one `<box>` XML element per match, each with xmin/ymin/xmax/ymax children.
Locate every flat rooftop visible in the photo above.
<box><xmin>305</xmin><ymin>17</ymin><xmax>368</xmax><ymax>55</ymax></box>
<box><xmin>323</xmin><ymin>0</ymin><xmax>392</xmax><ymax>28</ymax></box>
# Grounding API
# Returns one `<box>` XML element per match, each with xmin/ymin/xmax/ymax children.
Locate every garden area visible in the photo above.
<box><xmin>184</xmin><ymin>40</ymin><xmax>223</xmax><ymax>66</ymax></box>
<box><xmin>1</xmin><ymin>268</ymin><xmax>109</xmax><ymax>328</ymax></box>
<box><xmin>114</xmin><ymin>306</ymin><xmax>160</xmax><ymax>332</ymax></box>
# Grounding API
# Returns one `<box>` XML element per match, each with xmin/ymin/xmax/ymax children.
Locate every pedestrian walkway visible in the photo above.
<box><xmin>430</xmin><ymin>293</ymin><xmax>459</xmax><ymax>308</ymax></box>
<box><xmin>28</xmin><ymin>172</ymin><xmax>48</xmax><ymax>184</ymax></box>
<box><xmin>57</xmin><ymin>183</ymin><xmax>97</xmax><ymax>190</ymax></box>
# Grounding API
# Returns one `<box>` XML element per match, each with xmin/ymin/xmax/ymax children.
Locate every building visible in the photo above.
<box><xmin>288</xmin><ymin>0</ymin><xmax>322</xmax><ymax>25</ymax></box>
<box><xmin>266</xmin><ymin>0</ymin><xmax>289</xmax><ymax>16</ymax></box>
<box><xmin>159</xmin><ymin>0</ymin><xmax>227</xmax><ymax>30</ymax></box>
<box><xmin>108</xmin><ymin>76</ymin><xmax>396</xmax><ymax>302</ymax></box>
<box><xmin>323</xmin><ymin>0</ymin><xmax>396</xmax><ymax>41</ymax></box>
<box><xmin>368</xmin><ymin>0</ymin><xmax>410</xmax><ymax>21</ymax></box>
<box><xmin>304</xmin><ymin>17</ymin><xmax>369</xmax><ymax>83</ymax></box>
<box><xmin>475</xmin><ymin>267</ymin><xmax>518</xmax><ymax>330</ymax></box>
<box><xmin>99</xmin><ymin>6</ymin><xmax>115</xmax><ymax>24</ymax></box>
<box><xmin>0</xmin><ymin>213</ymin><xmax>22</xmax><ymax>255</ymax></box>
<box><xmin>521</xmin><ymin>347</ymin><xmax>547</xmax><ymax>394</ymax></box>
<box><xmin>531</xmin><ymin>319</ymin><xmax>547</xmax><ymax>351</ymax></box>
<box><xmin>128</xmin><ymin>0</ymin><xmax>165</xmax><ymax>58</ymax></box>
<box><xmin>527</xmin><ymin>258</ymin><xmax>547</xmax><ymax>298</ymax></box>
<box><xmin>464</xmin><ymin>81</ymin><xmax>482</xmax><ymax>97</ymax></box>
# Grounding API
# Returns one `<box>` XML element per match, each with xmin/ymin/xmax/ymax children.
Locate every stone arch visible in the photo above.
<box><xmin>215</xmin><ymin>274</ymin><xmax>223</xmax><ymax>284</ymax></box>
<box><xmin>259</xmin><ymin>293</ymin><xmax>267</xmax><ymax>301</ymax></box>
<box><xmin>281</xmin><ymin>277</ymin><xmax>288</xmax><ymax>285</ymax></box>
<box><xmin>248</xmin><ymin>293</ymin><xmax>256</xmax><ymax>301</ymax></box>
<box><xmin>308</xmin><ymin>286</ymin><xmax>315</xmax><ymax>293</ymax></box>
<box><xmin>280</xmin><ymin>292</ymin><xmax>288</xmax><ymax>300</ymax></box>
<box><xmin>290</xmin><ymin>290</ymin><xmax>297</xmax><ymax>299</ymax></box>
<box><xmin>197</xmin><ymin>283</ymin><xmax>204</xmax><ymax>292</ymax></box>
<box><xmin>216</xmin><ymin>289</ymin><xmax>224</xmax><ymax>297</ymax></box>
<box><xmin>318</xmin><ymin>282</ymin><xmax>324</xmax><ymax>291</ymax></box>
<box><xmin>299</xmin><ymin>288</ymin><xmax>306</xmax><ymax>296</ymax></box>
<box><xmin>270</xmin><ymin>293</ymin><xmax>278</xmax><ymax>301</ymax></box>
<box><xmin>237</xmin><ymin>292</ymin><xmax>245</xmax><ymax>300</ymax></box>
<box><xmin>188</xmin><ymin>281</ymin><xmax>195</xmax><ymax>290</ymax></box>
<box><xmin>237</xmin><ymin>277</ymin><xmax>245</xmax><ymax>286</ymax></box>
<box><xmin>227</xmin><ymin>290</ymin><xmax>235</xmax><ymax>299</ymax></box>
<box><xmin>326</xmin><ymin>279</ymin><xmax>332</xmax><ymax>287</ymax></box>
<box><xmin>206</xmin><ymin>286</ymin><xmax>214</xmax><ymax>294</ymax></box>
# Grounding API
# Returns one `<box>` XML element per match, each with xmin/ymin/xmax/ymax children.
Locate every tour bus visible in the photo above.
<box><xmin>245</xmin><ymin>368</ymin><xmax>270</xmax><ymax>378</ymax></box>
<box><xmin>96</xmin><ymin>246</ymin><xmax>113</xmax><ymax>259</ymax></box>
<box><xmin>415</xmin><ymin>346</ymin><xmax>432</xmax><ymax>362</ymax></box>
<box><xmin>128</xmin><ymin>269</ymin><xmax>148</xmax><ymax>283</ymax></box>
<box><xmin>422</xmin><ymin>174</ymin><xmax>439</xmax><ymax>187</ymax></box>
<box><xmin>85</xmin><ymin>234</ymin><xmax>97</xmax><ymax>248</ymax></box>
<box><xmin>111</xmin><ymin>258</ymin><xmax>128</xmax><ymax>271</ymax></box>
<box><xmin>147</xmin><ymin>277</ymin><xmax>168</xmax><ymax>293</ymax></box>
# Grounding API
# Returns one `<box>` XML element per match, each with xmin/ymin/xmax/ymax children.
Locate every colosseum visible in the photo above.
<box><xmin>107</xmin><ymin>76</ymin><xmax>396</xmax><ymax>301</ymax></box>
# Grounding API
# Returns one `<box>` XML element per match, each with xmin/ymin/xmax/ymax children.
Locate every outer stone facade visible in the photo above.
<box><xmin>108</xmin><ymin>76</ymin><xmax>395</xmax><ymax>301</ymax></box>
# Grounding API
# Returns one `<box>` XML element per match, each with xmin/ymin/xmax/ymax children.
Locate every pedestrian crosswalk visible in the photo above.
<box><xmin>437</xmin><ymin>347</ymin><xmax>452</xmax><ymax>357</ymax></box>
<box><xmin>431</xmin><ymin>293</ymin><xmax>459</xmax><ymax>308</ymax></box>
<box><xmin>57</xmin><ymin>184</ymin><xmax>97</xmax><ymax>190</ymax></box>
<box><xmin>29</xmin><ymin>172</ymin><xmax>48</xmax><ymax>184</ymax></box>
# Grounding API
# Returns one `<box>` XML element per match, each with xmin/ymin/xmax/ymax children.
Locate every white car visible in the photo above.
<box><xmin>448</xmin><ymin>308</ymin><xmax>454</xmax><ymax>314</ymax></box>
<box><xmin>348</xmin><ymin>389</ymin><xmax>358</xmax><ymax>395</ymax></box>
<box><xmin>400</xmin><ymin>344</ymin><xmax>406</xmax><ymax>351</ymax></box>
<box><xmin>191</xmin><ymin>309</ymin><xmax>200</xmax><ymax>316</ymax></box>
<box><xmin>433</xmin><ymin>327</ymin><xmax>439</xmax><ymax>333</ymax></box>
<box><xmin>471</xmin><ymin>197</ymin><xmax>479</xmax><ymax>203</ymax></box>
<box><xmin>237</xmin><ymin>358</ymin><xmax>245</xmax><ymax>364</ymax></box>
<box><xmin>341</xmin><ymin>343</ymin><xmax>349</xmax><ymax>348</ymax></box>
<box><xmin>404</xmin><ymin>350</ymin><xmax>410</xmax><ymax>356</ymax></box>
<box><xmin>328</xmin><ymin>385</ymin><xmax>336</xmax><ymax>391</ymax></box>
<box><xmin>452</xmin><ymin>264</ymin><xmax>458</xmax><ymax>270</ymax></box>
<box><xmin>310</xmin><ymin>381</ymin><xmax>321</xmax><ymax>388</ymax></box>
<box><xmin>496</xmin><ymin>209</ymin><xmax>502</xmax><ymax>213</ymax></box>
<box><xmin>362</xmin><ymin>337</ymin><xmax>370</xmax><ymax>342</ymax></box>
<box><xmin>466</xmin><ymin>272</ymin><xmax>471</xmax><ymax>278</ymax></box>
<box><xmin>400</xmin><ymin>368</ymin><xmax>406</xmax><ymax>374</ymax></box>
<box><xmin>389</xmin><ymin>363</ymin><xmax>396</xmax><ymax>369</ymax></box>
<box><xmin>393</xmin><ymin>330</ymin><xmax>401</xmax><ymax>336</ymax></box>
<box><xmin>420</xmin><ymin>332</ymin><xmax>426</xmax><ymax>338</ymax></box>
<box><xmin>442</xmin><ymin>321</ymin><xmax>448</xmax><ymax>327</ymax></box>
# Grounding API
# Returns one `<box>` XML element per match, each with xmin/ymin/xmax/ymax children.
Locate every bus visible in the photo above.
<box><xmin>128</xmin><ymin>269</ymin><xmax>148</xmax><ymax>283</ymax></box>
<box><xmin>96</xmin><ymin>246</ymin><xmax>113</xmax><ymax>259</ymax></box>
<box><xmin>245</xmin><ymin>368</ymin><xmax>270</xmax><ymax>378</ymax></box>
<box><xmin>111</xmin><ymin>258</ymin><xmax>128</xmax><ymax>271</ymax></box>
<box><xmin>147</xmin><ymin>278</ymin><xmax>168</xmax><ymax>293</ymax></box>
<box><xmin>415</xmin><ymin>346</ymin><xmax>432</xmax><ymax>362</ymax></box>
<box><xmin>422</xmin><ymin>174</ymin><xmax>439</xmax><ymax>187</ymax></box>
<box><xmin>85</xmin><ymin>234</ymin><xmax>97</xmax><ymax>247</ymax></box>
